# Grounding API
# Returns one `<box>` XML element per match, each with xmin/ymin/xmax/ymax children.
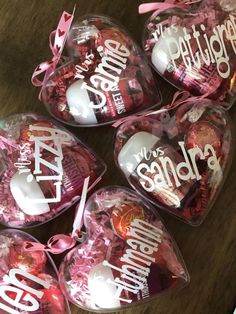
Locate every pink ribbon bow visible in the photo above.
<box><xmin>31</xmin><ymin>9</ymin><xmax>75</xmax><ymax>100</ymax></box>
<box><xmin>24</xmin><ymin>176</ymin><xmax>90</xmax><ymax>254</ymax></box>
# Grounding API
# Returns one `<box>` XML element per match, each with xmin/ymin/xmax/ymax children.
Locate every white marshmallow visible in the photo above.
<box><xmin>88</xmin><ymin>263</ymin><xmax>121</xmax><ymax>309</ymax></box>
<box><xmin>66</xmin><ymin>80</ymin><xmax>98</xmax><ymax>125</ymax></box>
<box><xmin>117</xmin><ymin>131</ymin><xmax>159</xmax><ymax>177</ymax></box>
<box><xmin>10</xmin><ymin>171</ymin><xmax>50</xmax><ymax>216</ymax></box>
<box><xmin>151</xmin><ymin>26</ymin><xmax>185</xmax><ymax>74</ymax></box>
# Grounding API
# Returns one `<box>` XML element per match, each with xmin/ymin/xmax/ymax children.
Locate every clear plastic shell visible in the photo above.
<box><xmin>142</xmin><ymin>0</ymin><xmax>236</xmax><ymax>105</ymax></box>
<box><xmin>42</xmin><ymin>14</ymin><xmax>162</xmax><ymax>127</ymax></box>
<box><xmin>59</xmin><ymin>186</ymin><xmax>189</xmax><ymax>312</ymax></box>
<box><xmin>0</xmin><ymin>113</ymin><xmax>106</xmax><ymax>228</ymax></box>
<box><xmin>114</xmin><ymin>100</ymin><xmax>233</xmax><ymax>225</ymax></box>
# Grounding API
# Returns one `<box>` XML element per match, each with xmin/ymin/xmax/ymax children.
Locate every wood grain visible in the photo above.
<box><xmin>0</xmin><ymin>1</ymin><xmax>235</xmax><ymax>314</ymax></box>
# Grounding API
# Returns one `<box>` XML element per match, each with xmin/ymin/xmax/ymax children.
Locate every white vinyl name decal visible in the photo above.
<box><xmin>135</xmin><ymin>142</ymin><xmax>221</xmax><ymax>193</ymax></box>
<box><xmin>103</xmin><ymin>219</ymin><xmax>163</xmax><ymax>303</ymax></box>
<box><xmin>0</xmin><ymin>268</ymin><xmax>50</xmax><ymax>313</ymax></box>
<box><xmin>74</xmin><ymin>39</ymin><xmax>130</xmax><ymax>109</ymax></box>
<box><xmin>14</xmin><ymin>126</ymin><xmax>72</xmax><ymax>203</ymax></box>
<box><xmin>152</xmin><ymin>15</ymin><xmax>236</xmax><ymax>78</ymax></box>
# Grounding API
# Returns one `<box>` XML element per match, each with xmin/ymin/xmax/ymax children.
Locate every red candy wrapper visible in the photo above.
<box><xmin>114</xmin><ymin>99</ymin><xmax>233</xmax><ymax>225</ymax></box>
<box><xmin>33</xmin><ymin>13</ymin><xmax>161</xmax><ymax>127</ymax></box>
<box><xmin>0</xmin><ymin>229</ymin><xmax>70</xmax><ymax>314</ymax></box>
<box><xmin>0</xmin><ymin>113</ymin><xmax>106</xmax><ymax>228</ymax></box>
<box><xmin>140</xmin><ymin>0</ymin><xmax>236</xmax><ymax>105</ymax></box>
<box><xmin>59</xmin><ymin>186</ymin><xmax>189</xmax><ymax>311</ymax></box>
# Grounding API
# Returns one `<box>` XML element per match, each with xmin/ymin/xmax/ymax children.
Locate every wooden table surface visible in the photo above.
<box><xmin>0</xmin><ymin>1</ymin><xmax>236</xmax><ymax>314</ymax></box>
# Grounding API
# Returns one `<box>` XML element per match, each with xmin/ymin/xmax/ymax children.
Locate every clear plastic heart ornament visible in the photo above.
<box><xmin>0</xmin><ymin>113</ymin><xmax>106</xmax><ymax>228</ymax></box>
<box><xmin>59</xmin><ymin>186</ymin><xmax>189</xmax><ymax>312</ymax></box>
<box><xmin>0</xmin><ymin>229</ymin><xmax>70</xmax><ymax>314</ymax></box>
<box><xmin>42</xmin><ymin>14</ymin><xmax>161</xmax><ymax>126</ymax></box>
<box><xmin>141</xmin><ymin>0</ymin><xmax>236</xmax><ymax>105</ymax></box>
<box><xmin>114</xmin><ymin>100</ymin><xmax>233</xmax><ymax>225</ymax></box>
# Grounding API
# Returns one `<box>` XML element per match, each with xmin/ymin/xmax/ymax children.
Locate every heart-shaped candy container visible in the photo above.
<box><xmin>0</xmin><ymin>229</ymin><xmax>70</xmax><ymax>314</ymax></box>
<box><xmin>0</xmin><ymin>113</ymin><xmax>106</xmax><ymax>228</ymax></box>
<box><xmin>114</xmin><ymin>100</ymin><xmax>233</xmax><ymax>225</ymax></box>
<box><xmin>42</xmin><ymin>15</ymin><xmax>161</xmax><ymax>126</ymax></box>
<box><xmin>59</xmin><ymin>186</ymin><xmax>189</xmax><ymax>311</ymax></box>
<box><xmin>142</xmin><ymin>0</ymin><xmax>236</xmax><ymax>104</ymax></box>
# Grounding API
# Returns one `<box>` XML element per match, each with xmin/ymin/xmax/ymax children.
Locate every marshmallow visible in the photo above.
<box><xmin>88</xmin><ymin>263</ymin><xmax>121</xmax><ymax>309</ymax></box>
<box><xmin>66</xmin><ymin>81</ymin><xmax>98</xmax><ymax>125</ymax></box>
<box><xmin>151</xmin><ymin>27</ymin><xmax>185</xmax><ymax>74</ymax></box>
<box><xmin>118</xmin><ymin>131</ymin><xmax>159</xmax><ymax>177</ymax></box>
<box><xmin>10</xmin><ymin>171</ymin><xmax>50</xmax><ymax>216</ymax></box>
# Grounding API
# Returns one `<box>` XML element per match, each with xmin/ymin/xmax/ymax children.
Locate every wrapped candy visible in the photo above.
<box><xmin>58</xmin><ymin>186</ymin><xmax>189</xmax><ymax>311</ymax></box>
<box><xmin>32</xmin><ymin>12</ymin><xmax>161</xmax><ymax>127</ymax></box>
<box><xmin>140</xmin><ymin>0</ymin><xmax>236</xmax><ymax>105</ymax></box>
<box><xmin>114</xmin><ymin>98</ymin><xmax>233</xmax><ymax>225</ymax></box>
<box><xmin>0</xmin><ymin>229</ymin><xmax>70</xmax><ymax>314</ymax></box>
<box><xmin>0</xmin><ymin>113</ymin><xmax>106</xmax><ymax>228</ymax></box>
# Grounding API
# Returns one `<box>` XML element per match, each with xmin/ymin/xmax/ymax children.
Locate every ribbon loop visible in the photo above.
<box><xmin>165</xmin><ymin>90</ymin><xmax>191</xmax><ymax>110</ymax></box>
<box><xmin>31</xmin><ymin>10</ymin><xmax>74</xmax><ymax>100</ymax></box>
<box><xmin>24</xmin><ymin>234</ymin><xmax>76</xmax><ymax>255</ymax></box>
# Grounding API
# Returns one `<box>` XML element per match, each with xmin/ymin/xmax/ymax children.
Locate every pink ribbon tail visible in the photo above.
<box><xmin>139</xmin><ymin>2</ymin><xmax>183</xmax><ymax>14</ymax></box>
<box><xmin>0</xmin><ymin>136</ymin><xmax>18</xmax><ymax>149</ymax></box>
<box><xmin>31</xmin><ymin>10</ymin><xmax>74</xmax><ymax>100</ymax></box>
<box><xmin>163</xmin><ymin>90</ymin><xmax>212</xmax><ymax>111</ymax></box>
<box><xmin>139</xmin><ymin>2</ymin><xmax>188</xmax><ymax>15</ymax></box>
<box><xmin>112</xmin><ymin>109</ymin><xmax>156</xmax><ymax>128</ymax></box>
<box><xmin>113</xmin><ymin>90</ymin><xmax>213</xmax><ymax>128</ymax></box>
<box><xmin>24</xmin><ymin>176</ymin><xmax>90</xmax><ymax>255</ymax></box>
<box><xmin>138</xmin><ymin>0</ymin><xmax>202</xmax><ymax>19</ymax></box>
